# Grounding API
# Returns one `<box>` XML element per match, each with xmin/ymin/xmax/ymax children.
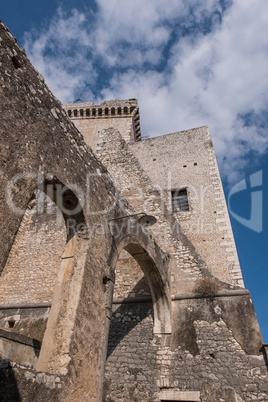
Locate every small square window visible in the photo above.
<box><xmin>172</xmin><ymin>188</ymin><xmax>189</xmax><ymax>212</ymax></box>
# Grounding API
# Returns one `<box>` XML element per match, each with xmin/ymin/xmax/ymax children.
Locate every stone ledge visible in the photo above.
<box><xmin>0</xmin><ymin>303</ymin><xmax>51</xmax><ymax>310</ymax></box>
<box><xmin>113</xmin><ymin>296</ymin><xmax>152</xmax><ymax>304</ymax></box>
<box><xmin>171</xmin><ymin>289</ymin><xmax>250</xmax><ymax>301</ymax></box>
<box><xmin>159</xmin><ymin>389</ymin><xmax>200</xmax><ymax>401</ymax></box>
<box><xmin>0</xmin><ymin>329</ymin><xmax>41</xmax><ymax>349</ymax></box>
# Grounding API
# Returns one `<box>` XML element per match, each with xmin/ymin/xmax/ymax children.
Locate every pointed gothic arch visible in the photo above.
<box><xmin>108</xmin><ymin>231</ymin><xmax>171</xmax><ymax>335</ymax></box>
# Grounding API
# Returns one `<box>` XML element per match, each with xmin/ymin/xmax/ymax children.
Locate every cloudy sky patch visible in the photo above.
<box><xmin>20</xmin><ymin>0</ymin><xmax>268</xmax><ymax>184</ymax></box>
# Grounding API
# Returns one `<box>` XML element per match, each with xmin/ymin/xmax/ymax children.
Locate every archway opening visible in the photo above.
<box><xmin>104</xmin><ymin>247</ymin><xmax>159</xmax><ymax>400</ymax></box>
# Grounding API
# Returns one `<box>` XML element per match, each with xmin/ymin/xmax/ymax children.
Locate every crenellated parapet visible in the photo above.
<box><xmin>62</xmin><ymin>99</ymin><xmax>141</xmax><ymax>143</ymax></box>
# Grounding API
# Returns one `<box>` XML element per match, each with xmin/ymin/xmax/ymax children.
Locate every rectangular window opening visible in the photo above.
<box><xmin>172</xmin><ymin>188</ymin><xmax>189</xmax><ymax>212</ymax></box>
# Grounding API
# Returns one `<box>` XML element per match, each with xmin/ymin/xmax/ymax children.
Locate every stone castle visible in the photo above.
<box><xmin>0</xmin><ymin>20</ymin><xmax>267</xmax><ymax>401</ymax></box>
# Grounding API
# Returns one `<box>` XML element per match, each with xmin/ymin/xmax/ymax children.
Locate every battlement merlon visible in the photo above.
<box><xmin>62</xmin><ymin>99</ymin><xmax>141</xmax><ymax>144</ymax></box>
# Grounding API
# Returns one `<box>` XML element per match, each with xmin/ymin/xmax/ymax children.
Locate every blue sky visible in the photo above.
<box><xmin>1</xmin><ymin>0</ymin><xmax>268</xmax><ymax>340</ymax></box>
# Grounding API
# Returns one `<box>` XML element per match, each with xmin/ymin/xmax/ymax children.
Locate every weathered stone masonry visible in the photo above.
<box><xmin>130</xmin><ymin>128</ymin><xmax>243</xmax><ymax>287</ymax></box>
<box><xmin>0</xmin><ymin>193</ymin><xmax>66</xmax><ymax>305</ymax></box>
<box><xmin>0</xmin><ymin>20</ymin><xmax>164</xmax><ymax>401</ymax></box>
<box><xmin>0</xmin><ymin>19</ymin><xmax>267</xmax><ymax>402</ymax></box>
<box><xmin>91</xmin><ymin>127</ymin><xmax>267</xmax><ymax>401</ymax></box>
<box><xmin>65</xmin><ymin>105</ymin><xmax>268</xmax><ymax>400</ymax></box>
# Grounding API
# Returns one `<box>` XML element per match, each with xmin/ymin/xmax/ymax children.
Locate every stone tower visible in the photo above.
<box><xmin>64</xmin><ymin>99</ymin><xmax>141</xmax><ymax>150</ymax></box>
<box><xmin>63</xmin><ymin>100</ymin><xmax>244</xmax><ymax>289</ymax></box>
<box><xmin>62</xmin><ymin>100</ymin><xmax>267</xmax><ymax>401</ymax></box>
<box><xmin>0</xmin><ymin>20</ymin><xmax>267</xmax><ymax>402</ymax></box>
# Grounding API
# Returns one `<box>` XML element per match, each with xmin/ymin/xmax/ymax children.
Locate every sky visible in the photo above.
<box><xmin>1</xmin><ymin>0</ymin><xmax>268</xmax><ymax>340</ymax></box>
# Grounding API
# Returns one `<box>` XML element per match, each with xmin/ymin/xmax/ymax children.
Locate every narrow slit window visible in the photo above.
<box><xmin>172</xmin><ymin>188</ymin><xmax>189</xmax><ymax>212</ymax></box>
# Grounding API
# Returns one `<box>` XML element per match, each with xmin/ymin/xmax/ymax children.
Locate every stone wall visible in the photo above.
<box><xmin>66</xmin><ymin>102</ymin><xmax>242</xmax><ymax>287</ymax></box>
<box><xmin>104</xmin><ymin>248</ymin><xmax>155</xmax><ymax>400</ymax></box>
<box><xmin>104</xmin><ymin>302</ymin><xmax>158</xmax><ymax>402</ymax></box>
<box><xmin>104</xmin><ymin>295</ymin><xmax>268</xmax><ymax>402</ymax></box>
<box><xmin>0</xmin><ymin>329</ymin><xmax>41</xmax><ymax>369</ymax></box>
<box><xmin>96</xmin><ymin>126</ymin><xmax>268</xmax><ymax>401</ymax></box>
<box><xmin>0</xmin><ymin>306</ymin><xmax>50</xmax><ymax>342</ymax></box>
<box><xmin>130</xmin><ymin>128</ymin><xmax>243</xmax><ymax>287</ymax></box>
<box><xmin>114</xmin><ymin>250</ymin><xmax>150</xmax><ymax>299</ymax></box>
<box><xmin>156</xmin><ymin>296</ymin><xmax>268</xmax><ymax>402</ymax></box>
<box><xmin>0</xmin><ymin>20</ymin><xmax>150</xmax><ymax>400</ymax></box>
<box><xmin>0</xmin><ymin>192</ymin><xmax>66</xmax><ymax>305</ymax></box>
<box><xmin>95</xmin><ymin>127</ymin><xmax>220</xmax><ymax>294</ymax></box>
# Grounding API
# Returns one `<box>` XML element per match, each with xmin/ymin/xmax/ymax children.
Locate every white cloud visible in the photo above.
<box><xmin>93</xmin><ymin>0</ymin><xmax>224</xmax><ymax>67</ymax></box>
<box><xmin>100</xmin><ymin>0</ymin><xmax>268</xmax><ymax>182</ymax></box>
<box><xmin>23</xmin><ymin>0</ymin><xmax>268</xmax><ymax>183</ymax></box>
<box><xmin>23</xmin><ymin>8</ymin><xmax>96</xmax><ymax>102</ymax></box>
